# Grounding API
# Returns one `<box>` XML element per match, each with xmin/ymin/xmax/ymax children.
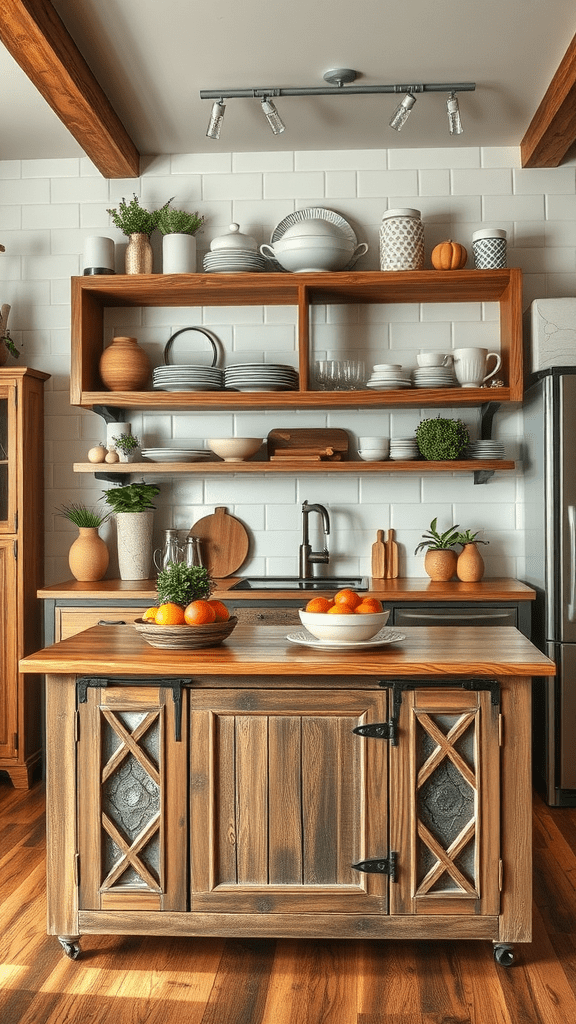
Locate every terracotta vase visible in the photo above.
<box><xmin>125</xmin><ymin>233</ymin><xmax>153</xmax><ymax>274</ymax></box>
<box><xmin>457</xmin><ymin>542</ymin><xmax>485</xmax><ymax>582</ymax></box>
<box><xmin>99</xmin><ymin>335</ymin><xmax>151</xmax><ymax>391</ymax></box>
<box><xmin>424</xmin><ymin>548</ymin><xmax>457</xmax><ymax>581</ymax></box>
<box><xmin>68</xmin><ymin>527</ymin><xmax>109</xmax><ymax>582</ymax></box>
<box><xmin>116</xmin><ymin>510</ymin><xmax>154</xmax><ymax>580</ymax></box>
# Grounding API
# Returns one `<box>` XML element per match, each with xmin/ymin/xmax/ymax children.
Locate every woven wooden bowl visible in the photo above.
<box><xmin>133</xmin><ymin>615</ymin><xmax>238</xmax><ymax>649</ymax></box>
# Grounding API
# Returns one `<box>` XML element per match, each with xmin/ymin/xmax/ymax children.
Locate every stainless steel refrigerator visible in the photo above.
<box><xmin>524</xmin><ymin>366</ymin><xmax>576</xmax><ymax>805</ymax></box>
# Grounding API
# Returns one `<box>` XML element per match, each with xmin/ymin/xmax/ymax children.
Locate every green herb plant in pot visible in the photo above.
<box><xmin>415</xmin><ymin>517</ymin><xmax>460</xmax><ymax>581</ymax></box>
<box><xmin>111</xmin><ymin>431</ymin><xmax>140</xmax><ymax>463</ymax></box>
<box><xmin>415</xmin><ymin>416</ymin><xmax>470</xmax><ymax>461</ymax></box>
<box><xmin>106</xmin><ymin>194</ymin><xmax>172</xmax><ymax>274</ymax></box>
<box><xmin>455</xmin><ymin>529</ymin><xmax>489</xmax><ymax>582</ymax></box>
<box><xmin>157</xmin><ymin>205</ymin><xmax>204</xmax><ymax>274</ymax></box>
<box><xmin>103</xmin><ymin>482</ymin><xmax>160</xmax><ymax>580</ymax></box>
<box><xmin>56</xmin><ymin>502</ymin><xmax>111</xmax><ymax>582</ymax></box>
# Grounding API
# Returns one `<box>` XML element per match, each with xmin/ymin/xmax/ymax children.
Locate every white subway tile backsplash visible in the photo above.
<box><xmin>357</xmin><ymin>169</ymin><xmax>418</xmax><ymax>198</ymax></box>
<box><xmin>233</xmin><ymin>151</ymin><xmax>294</xmax><ymax>173</ymax></box>
<box><xmin>389</xmin><ymin>149</ymin><xmax>481</xmax><ymax>170</ymax></box>
<box><xmin>452</xmin><ymin>169</ymin><xmax>512</xmax><ymax>196</ymax></box>
<box><xmin>513</xmin><ymin>166</ymin><xmax>576</xmax><ymax>194</ymax></box>
<box><xmin>483</xmin><ymin>193</ymin><xmax>544</xmax><ymax>221</ymax></box>
<box><xmin>263</xmin><ymin>172</ymin><xmax>325</xmax><ymax>199</ymax></box>
<box><xmin>203</xmin><ymin>173</ymin><xmax>263</xmax><ymax>201</ymax></box>
<box><xmin>296</xmin><ymin>150</ymin><xmax>387</xmax><ymax>172</ymax></box>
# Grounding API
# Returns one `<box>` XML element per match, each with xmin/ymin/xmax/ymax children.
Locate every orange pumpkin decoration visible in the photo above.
<box><xmin>431</xmin><ymin>240</ymin><xmax>468</xmax><ymax>270</ymax></box>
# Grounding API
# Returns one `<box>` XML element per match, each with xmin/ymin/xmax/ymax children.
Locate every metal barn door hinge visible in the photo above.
<box><xmin>352</xmin><ymin>852</ymin><xmax>397</xmax><ymax>882</ymax></box>
<box><xmin>352</xmin><ymin>721</ymin><xmax>395</xmax><ymax>741</ymax></box>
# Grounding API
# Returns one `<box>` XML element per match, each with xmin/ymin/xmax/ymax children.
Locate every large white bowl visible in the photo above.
<box><xmin>208</xmin><ymin>437</ymin><xmax>262</xmax><ymax>462</ymax></box>
<box><xmin>299</xmin><ymin>608</ymin><xmax>390</xmax><ymax>642</ymax></box>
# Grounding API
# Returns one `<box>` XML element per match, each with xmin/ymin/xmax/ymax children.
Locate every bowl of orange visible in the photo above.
<box><xmin>134</xmin><ymin>599</ymin><xmax>237</xmax><ymax>649</ymax></box>
<box><xmin>299</xmin><ymin>590</ymin><xmax>389</xmax><ymax>642</ymax></box>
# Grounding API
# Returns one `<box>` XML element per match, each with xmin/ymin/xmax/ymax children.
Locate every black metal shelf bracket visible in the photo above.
<box><xmin>474</xmin><ymin>401</ymin><xmax>501</xmax><ymax>485</ymax></box>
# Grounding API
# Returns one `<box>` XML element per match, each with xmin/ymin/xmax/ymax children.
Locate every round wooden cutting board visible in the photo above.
<box><xmin>188</xmin><ymin>506</ymin><xmax>250</xmax><ymax>578</ymax></box>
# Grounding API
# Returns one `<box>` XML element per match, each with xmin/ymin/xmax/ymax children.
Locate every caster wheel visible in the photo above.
<box><xmin>58</xmin><ymin>937</ymin><xmax>81</xmax><ymax>960</ymax></box>
<box><xmin>493</xmin><ymin>942</ymin><xmax>514</xmax><ymax>967</ymax></box>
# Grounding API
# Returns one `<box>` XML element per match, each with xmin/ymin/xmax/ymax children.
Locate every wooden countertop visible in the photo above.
<box><xmin>20</xmin><ymin>624</ymin><xmax>554</xmax><ymax>678</ymax></box>
<box><xmin>37</xmin><ymin>577</ymin><xmax>536</xmax><ymax>602</ymax></box>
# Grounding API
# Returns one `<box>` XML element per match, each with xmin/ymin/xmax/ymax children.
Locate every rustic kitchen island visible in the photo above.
<box><xmin>20</xmin><ymin>623</ymin><xmax>554</xmax><ymax>966</ymax></box>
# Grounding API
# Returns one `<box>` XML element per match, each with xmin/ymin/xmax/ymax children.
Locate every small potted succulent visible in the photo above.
<box><xmin>455</xmin><ymin>529</ymin><xmax>489</xmax><ymax>582</ymax></box>
<box><xmin>56</xmin><ymin>502</ymin><xmax>111</xmax><ymax>581</ymax></box>
<box><xmin>111</xmin><ymin>431</ymin><xmax>141</xmax><ymax>462</ymax></box>
<box><xmin>106</xmin><ymin>193</ymin><xmax>172</xmax><ymax>274</ymax></box>
<box><xmin>103</xmin><ymin>482</ymin><xmax>160</xmax><ymax>580</ymax></box>
<box><xmin>415</xmin><ymin>416</ymin><xmax>470</xmax><ymax>461</ymax></box>
<box><xmin>415</xmin><ymin>517</ymin><xmax>460</xmax><ymax>581</ymax></box>
<box><xmin>157</xmin><ymin>204</ymin><xmax>204</xmax><ymax>274</ymax></box>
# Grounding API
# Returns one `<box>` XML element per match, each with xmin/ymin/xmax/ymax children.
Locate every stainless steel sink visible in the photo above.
<box><xmin>229</xmin><ymin>576</ymin><xmax>369</xmax><ymax>591</ymax></box>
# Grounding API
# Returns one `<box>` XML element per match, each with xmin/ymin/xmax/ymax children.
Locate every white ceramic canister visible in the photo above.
<box><xmin>471</xmin><ymin>228</ymin><xmax>507</xmax><ymax>269</ymax></box>
<box><xmin>379</xmin><ymin>208</ymin><xmax>425</xmax><ymax>271</ymax></box>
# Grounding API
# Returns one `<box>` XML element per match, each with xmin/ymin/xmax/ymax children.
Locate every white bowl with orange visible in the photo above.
<box><xmin>299</xmin><ymin>589</ymin><xmax>389</xmax><ymax>642</ymax></box>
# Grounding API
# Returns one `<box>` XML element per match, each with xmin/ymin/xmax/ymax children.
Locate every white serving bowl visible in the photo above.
<box><xmin>358</xmin><ymin>449</ymin><xmax>388</xmax><ymax>462</ymax></box>
<box><xmin>208</xmin><ymin>437</ymin><xmax>262</xmax><ymax>462</ymax></box>
<box><xmin>299</xmin><ymin>608</ymin><xmax>390</xmax><ymax>642</ymax></box>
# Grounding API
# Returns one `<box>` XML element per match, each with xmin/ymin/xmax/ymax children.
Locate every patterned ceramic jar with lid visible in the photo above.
<box><xmin>471</xmin><ymin>228</ymin><xmax>507</xmax><ymax>269</ymax></box>
<box><xmin>379</xmin><ymin>208</ymin><xmax>425</xmax><ymax>271</ymax></box>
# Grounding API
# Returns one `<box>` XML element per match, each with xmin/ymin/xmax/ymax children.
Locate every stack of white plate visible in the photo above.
<box><xmin>465</xmin><ymin>440</ymin><xmax>507</xmax><ymax>460</ymax></box>
<box><xmin>152</xmin><ymin>365</ymin><xmax>224</xmax><ymax>392</ymax></box>
<box><xmin>389</xmin><ymin>437</ymin><xmax>420</xmax><ymax>460</ymax></box>
<box><xmin>366</xmin><ymin>364</ymin><xmax>412</xmax><ymax>390</ymax></box>
<box><xmin>412</xmin><ymin>366</ymin><xmax>457</xmax><ymax>389</ymax></box>
<box><xmin>224</xmin><ymin>363</ymin><xmax>299</xmax><ymax>392</ymax></box>
<box><xmin>141</xmin><ymin>448</ymin><xmax>212</xmax><ymax>463</ymax></box>
<box><xmin>202</xmin><ymin>249</ymin><xmax>266</xmax><ymax>274</ymax></box>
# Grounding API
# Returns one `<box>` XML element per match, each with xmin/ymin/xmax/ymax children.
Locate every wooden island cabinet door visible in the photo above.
<box><xmin>389</xmin><ymin>685</ymin><xmax>501</xmax><ymax>919</ymax></box>
<box><xmin>77</xmin><ymin>684</ymin><xmax>188</xmax><ymax>913</ymax></box>
<box><xmin>189</xmin><ymin>688</ymin><xmax>390</xmax><ymax>916</ymax></box>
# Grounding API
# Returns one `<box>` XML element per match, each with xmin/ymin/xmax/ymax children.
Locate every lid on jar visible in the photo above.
<box><xmin>210</xmin><ymin>223</ymin><xmax>258</xmax><ymax>251</ymax></box>
<box><xmin>472</xmin><ymin>228</ymin><xmax>507</xmax><ymax>241</ymax></box>
<box><xmin>381</xmin><ymin>208</ymin><xmax>421</xmax><ymax>220</ymax></box>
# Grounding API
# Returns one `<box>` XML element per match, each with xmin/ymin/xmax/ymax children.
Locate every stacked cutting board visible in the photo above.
<box><xmin>267</xmin><ymin>428</ymin><xmax>348</xmax><ymax>462</ymax></box>
<box><xmin>371</xmin><ymin>529</ymin><xmax>399</xmax><ymax>579</ymax></box>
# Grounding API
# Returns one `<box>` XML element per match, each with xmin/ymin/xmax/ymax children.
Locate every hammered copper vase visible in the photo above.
<box><xmin>125</xmin><ymin>232</ymin><xmax>153</xmax><ymax>274</ymax></box>
<box><xmin>99</xmin><ymin>335</ymin><xmax>151</xmax><ymax>391</ymax></box>
<box><xmin>424</xmin><ymin>548</ymin><xmax>457</xmax><ymax>581</ymax></box>
<box><xmin>457</xmin><ymin>542</ymin><xmax>485</xmax><ymax>582</ymax></box>
<box><xmin>68</xmin><ymin>527</ymin><xmax>109</xmax><ymax>582</ymax></box>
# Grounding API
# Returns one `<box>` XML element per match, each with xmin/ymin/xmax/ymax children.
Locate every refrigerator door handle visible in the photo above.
<box><xmin>569</xmin><ymin>506</ymin><xmax>576</xmax><ymax>622</ymax></box>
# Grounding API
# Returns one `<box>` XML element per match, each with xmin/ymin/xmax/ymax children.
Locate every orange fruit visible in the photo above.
<box><xmin>142</xmin><ymin>606</ymin><xmax>159</xmax><ymax>622</ymax></box>
<box><xmin>355</xmin><ymin>598</ymin><xmax>384</xmax><ymax>614</ymax></box>
<box><xmin>184</xmin><ymin>599</ymin><xmax>217</xmax><ymax>625</ymax></box>
<box><xmin>333</xmin><ymin>588</ymin><xmax>363</xmax><ymax>609</ymax></box>
<box><xmin>305</xmin><ymin>596</ymin><xmax>334</xmax><ymax>613</ymax></box>
<box><xmin>208</xmin><ymin>599</ymin><xmax>231</xmax><ymax>622</ymax></box>
<box><xmin>327</xmin><ymin>601</ymin><xmax>356</xmax><ymax>615</ymax></box>
<box><xmin>155</xmin><ymin>602</ymin><xmax>186</xmax><ymax>625</ymax></box>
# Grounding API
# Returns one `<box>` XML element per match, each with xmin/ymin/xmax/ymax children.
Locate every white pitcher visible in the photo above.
<box><xmin>452</xmin><ymin>347</ymin><xmax>501</xmax><ymax>387</ymax></box>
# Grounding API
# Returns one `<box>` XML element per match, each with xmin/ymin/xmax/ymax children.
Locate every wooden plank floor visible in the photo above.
<box><xmin>1</xmin><ymin>780</ymin><xmax>575</xmax><ymax>1024</ymax></box>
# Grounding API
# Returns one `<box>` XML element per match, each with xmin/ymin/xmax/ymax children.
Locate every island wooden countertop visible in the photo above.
<box><xmin>37</xmin><ymin>577</ymin><xmax>536</xmax><ymax>603</ymax></box>
<box><xmin>20</xmin><ymin>624</ymin><xmax>554</xmax><ymax>679</ymax></box>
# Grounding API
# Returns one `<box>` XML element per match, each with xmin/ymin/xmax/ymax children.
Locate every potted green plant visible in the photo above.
<box><xmin>415</xmin><ymin>416</ymin><xmax>470</xmax><ymax>461</ymax></box>
<box><xmin>157</xmin><ymin>205</ymin><xmax>204</xmax><ymax>274</ymax></box>
<box><xmin>56</xmin><ymin>502</ymin><xmax>111</xmax><ymax>581</ymax></box>
<box><xmin>106</xmin><ymin>194</ymin><xmax>172</xmax><ymax>274</ymax></box>
<box><xmin>455</xmin><ymin>529</ymin><xmax>489</xmax><ymax>582</ymax></box>
<box><xmin>111</xmin><ymin>431</ymin><xmax>141</xmax><ymax>463</ymax></box>
<box><xmin>103</xmin><ymin>482</ymin><xmax>160</xmax><ymax>580</ymax></box>
<box><xmin>415</xmin><ymin>517</ymin><xmax>460</xmax><ymax>581</ymax></box>
<box><xmin>156</xmin><ymin>562</ymin><xmax>214</xmax><ymax>607</ymax></box>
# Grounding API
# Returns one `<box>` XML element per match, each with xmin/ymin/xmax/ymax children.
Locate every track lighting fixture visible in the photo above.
<box><xmin>200</xmin><ymin>70</ymin><xmax>475</xmax><ymax>140</ymax></box>
<box><xmin>206</xmin><ymin>100</ymin><xmax>226</xmax><ymax>140</ymax></box>
<box><xmin>389</xmin><ymin>93</ymin><xmax>416</xmax><ymax>132</ymax></box>
<box><xmin>447</xmin><ymin>91</ymin><xmax>464</xmax><ymax>135</ymax></box>
<box><xmin>261</xmin><ymin>97</ymin><xmax>285</xmax><ymax>135</ymax></box>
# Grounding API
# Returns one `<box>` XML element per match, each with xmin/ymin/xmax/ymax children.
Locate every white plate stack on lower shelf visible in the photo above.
<box><xmin>465</xmin><ymin>440</ymin><xmax>507</xmax><ymax>460</ymax></box>
<box><xmin>366</xmin><ymin>364</ymin><xmax>412</xmax><ymax>390</ymax></box>
<box><xmin>141</xmin><ymin>447</ymin><xmax>212</xmax><ymax>463</ymax></box>
<box><xmin>389</xmin><ymin>437</ymin><xmax>420</xmax><ymax>460</ymax></box>
<box><xmin>224</xmin><ymin>363</ymin><xmax>299</xmax><ymax>392</ymax></box>
<box><xmin>152</xmin><ymin>365</ymin><xmax>224</xmax><ymax>392</ymax></box>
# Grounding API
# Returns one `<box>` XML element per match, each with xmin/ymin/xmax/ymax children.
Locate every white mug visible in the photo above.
<box><xmin>417</xmin><ymin>351</ymin><xmax>452</xmax><ymax>367</ymax></box>
<box><xmin>452</xmin><ymin>347</ymin><xmax>502</xmax><ymax>387</ymax></box>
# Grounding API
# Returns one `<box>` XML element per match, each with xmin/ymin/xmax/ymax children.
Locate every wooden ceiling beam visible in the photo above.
<box><xmin>0</xmin><ymin>0</ymin><xmax>140</xmax><ymax>178</ymax></box>
<box><xmin>521</xmin><ymin>32</ymin><xmax>576</xmax><ymax>167</ymax></box>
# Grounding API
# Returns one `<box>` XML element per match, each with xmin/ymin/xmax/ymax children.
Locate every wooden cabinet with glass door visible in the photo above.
<box><xmin>0</xmin><ymin>368</ymin><xmax>49</xmax><ymax>788</ymax></box>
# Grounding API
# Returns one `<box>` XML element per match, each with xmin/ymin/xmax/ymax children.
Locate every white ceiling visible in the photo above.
<box><xmin>0</xmin><ymin>0</ymin><xmax>575</xmax><ymax>161</ymax></box>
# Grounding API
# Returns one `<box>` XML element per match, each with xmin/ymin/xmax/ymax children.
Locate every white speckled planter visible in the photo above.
<box><xmin>116</xmin><ymin>510</ymin><xmax>154</xmax><ymax>580</ymax></box>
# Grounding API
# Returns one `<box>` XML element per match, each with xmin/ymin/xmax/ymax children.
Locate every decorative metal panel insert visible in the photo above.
<box><xmin>415</xmin><ymin>710</ymin><xmax>479</xmax><ymax>896</ymax></box>
<box><xmin>100</xmin><ymin>708</ymin><xmax>162</xmax><ymax>892</ymax></box>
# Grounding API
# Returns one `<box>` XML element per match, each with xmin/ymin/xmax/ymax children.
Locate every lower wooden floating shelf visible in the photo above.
<box><xmin>74</xmin><ymin>459</ymin><xmax>515</xmax><ymax>474</ymax></box>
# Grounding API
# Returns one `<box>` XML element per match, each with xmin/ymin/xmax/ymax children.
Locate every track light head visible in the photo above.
<box><xmin>447</xmin><ymin>91</ymin><xmax>463</xmax><ymax>135</ymax></box>
<box><xmin>206</xmin><ymin>100</ymin><xmax>226</xmax><ymax>140</ymax></box>
<box><xmin>389</xmin><ymin>93</ymin><xmax>416</xmax><ymax>132</ymax></box>
<box><xmin>261</xmin><ymin>97</ymin><xmax>286</xmax><ymax>135</ymax></box>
